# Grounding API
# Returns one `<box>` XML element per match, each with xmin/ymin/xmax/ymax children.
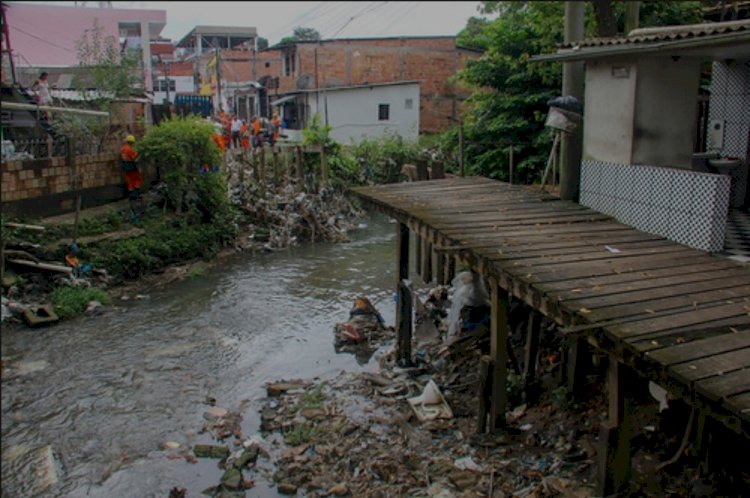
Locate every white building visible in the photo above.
<box><xmin>272</xmin><ymin>81</ymin><xmax>420</xmax><ymax>144</ymax></box>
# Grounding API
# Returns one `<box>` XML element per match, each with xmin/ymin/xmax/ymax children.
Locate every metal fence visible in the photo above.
<box><xmin>1</xmin><ymin>135</ymin><xmax>112</xmax><ymax>162</ymax></box>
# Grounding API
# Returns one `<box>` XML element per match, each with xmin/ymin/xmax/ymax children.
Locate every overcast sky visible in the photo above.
<box><xmin>16</xmin><ymin>2</ymin><xmax>492</xmax><ymax>44</ymax></box>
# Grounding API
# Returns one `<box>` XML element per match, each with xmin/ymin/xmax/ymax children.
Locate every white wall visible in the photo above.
<box><xmin>583</xmin><ymin>59</ymin><xmax>637</xmax><ymax>164</ymax></box>
<box><xmin>632</xmin><ymin>57</ymin><xmax>701</xmax><ymax>169</ymax></box>
<box><xmin>154</xmin><ymin>76</ymin><xmax>195</xmax><ymax>104</ymax></box>
<box><xmin>308</xmin><ymin>84</ymin><xmax>420</xmax><ymax>144</ymax></box>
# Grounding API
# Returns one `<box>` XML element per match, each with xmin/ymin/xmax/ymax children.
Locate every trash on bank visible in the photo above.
<box><xmin>408</xmin><ymin>379</ymin><xmax>453</xmax><ymax>422</ymax></box>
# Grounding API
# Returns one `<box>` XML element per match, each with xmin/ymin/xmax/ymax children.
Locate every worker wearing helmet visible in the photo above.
<box><xmin>121</xmin><ymin>135</ymin><xmax>143</xmax><ymax>220</ymax></box>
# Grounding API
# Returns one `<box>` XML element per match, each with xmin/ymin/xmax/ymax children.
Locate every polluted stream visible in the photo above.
<box><xmin>1</xmin><ymin>212</ymin><xmax>400</xmax><ymax>498</ymax></box>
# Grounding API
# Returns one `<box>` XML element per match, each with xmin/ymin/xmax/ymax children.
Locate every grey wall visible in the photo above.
<box><xmin>583</xmin><ymin>59</ymin><xmax>637</xmax><ymax>164</ymax></box>
<box><xmin>632</xmin><ymin>57</ymin><xmax>701</xmax><ymax>169</ymax></box>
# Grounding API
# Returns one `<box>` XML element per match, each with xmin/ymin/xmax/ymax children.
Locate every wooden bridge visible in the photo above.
<box><xmin>350</xmin><ymin>176</ymin><xmax>750</xmax><ymax>494</ymax></box>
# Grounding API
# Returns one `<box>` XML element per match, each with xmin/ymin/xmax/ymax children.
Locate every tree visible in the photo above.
<box><xmin>280</xmin><ymin>26</ymin><xmax>322</xmax><ymax>45</ymax></box>
<box><xmin>293</xmin><ymin>26</ymin><xmax>321</xmax><ymax>41</ymax></box>
<box><xmin>257</xmin><ymin>37</ymin><xmax>269</xmax><ymax>50</ymax></box>
<box><xmin>74</xmin><ymin>18</ymin><xmax>142</xmax><ymax>99</ymax></box>
<box><xmin>443</xmin><ymin>1</ymin><xmax>711</xmax><ymax>184</ymax></box>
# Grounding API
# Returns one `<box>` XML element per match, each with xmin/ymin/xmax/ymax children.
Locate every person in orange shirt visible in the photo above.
<box><xmin>121</xmin><ymin>135</ymin><xmax>143</xmax><ymax>220</ymax></box>
<box><xmin>251</xmin><ymin>116</ymin><xmax>262</xmax><ymax>149</ymax></box>
<box><xmin>240</xmin><ymin>119</ymin><xmax>250</xmax><ymax>154</ymax></box>
<box><xmin>272</xmin><ymin>113</ymin><xmax>281</xmax><ymax>144</ymax></box>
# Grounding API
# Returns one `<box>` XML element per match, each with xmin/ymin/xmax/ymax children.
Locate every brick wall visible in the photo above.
<box><xmin>271</xmin><ymin>38</ymin><xmax>481</xmax><ymax>134</ymax></box>
<box><xmin>1</xmin><ymin>153</ymin><xmax>137</xmax><ymax>217</ymax></box>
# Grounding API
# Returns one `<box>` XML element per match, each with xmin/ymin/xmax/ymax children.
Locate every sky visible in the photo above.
<box><xmin>14</xmin><ymin>2</ymin><xmax>492</xmax><ymax>45</ymax></box>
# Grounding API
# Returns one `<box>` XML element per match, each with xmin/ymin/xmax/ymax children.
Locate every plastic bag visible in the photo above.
<box><xmin>446</xmin><ymin>271</ymin><xmax>490</xmax><ymax>340</ymax></box>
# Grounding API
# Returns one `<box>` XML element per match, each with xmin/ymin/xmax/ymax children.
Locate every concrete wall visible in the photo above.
<box><xmin>583</xmin><ymin>60</ymin><xmax>637</xmax><ymax>164</ymax></box>
<box><xmin>308</xmin><ymin>83</ymin><xmax>420</xmax><ymax>144</ymax></box>
<box><xmin>633</xmin><ymin>57</ymin><xmax>701</xmax><ymax>169</ymax></box>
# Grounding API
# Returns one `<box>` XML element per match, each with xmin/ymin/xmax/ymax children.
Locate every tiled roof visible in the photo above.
<box><xmin>560</xmin><ymin>19</ymin><xmax>750</xmax><ymax>49</ymax></box>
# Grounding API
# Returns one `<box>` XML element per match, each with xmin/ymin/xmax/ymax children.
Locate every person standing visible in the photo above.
<box><xmin>230</xmin><ymin>114</ymin><xmax>242</xmax><ymax>150</ymax></box>
<box><xmin>120</xmin><ymin>135</ymin><xmax>143</xmax><ymax>219</ymax></box>
<box><xmin>251</xmin><ymin>116</ymin><xmax>262</xmax><ymax>149</ymax></box>
<box><xmin>31</xmin><ymin>72</ymin><xmax>52</xmax><ymax>106</ymax></box>
<box><xmin>272</xmin><ymin>113</ymin><xmax>281</xmax><ymax>144</ymax></box>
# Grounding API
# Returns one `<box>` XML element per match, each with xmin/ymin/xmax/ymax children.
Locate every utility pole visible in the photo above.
<box><xmin>215</xmin><ymin>46</ymin><xmax>222</xmax><ymax>112</ymax></box>
<box><xmin>559</xmin><ymin>1</ymin><xmax>585</xmax><ymax>201</ymax></box>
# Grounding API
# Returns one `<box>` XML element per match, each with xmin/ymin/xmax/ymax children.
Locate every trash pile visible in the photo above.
<box><xmin>250</xmin><ymin>278</ymin><xmax>607</xmax><ymax>497</ymax></box>
<box><xmin>226</xmin><ymin>153</ymin><xmax>364</xmax><ymax>251</ymax></box>
<box><xmin>333</xmin><ymin>297</ymin><xmax>393</xmax><ymax>363</ymax></box>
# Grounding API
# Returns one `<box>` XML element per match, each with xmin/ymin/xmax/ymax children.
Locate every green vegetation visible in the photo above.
<box><xmin>137</xmin><ymin>116</ymin><xmax>236</xmax><ymax>230</ymax></box>
<box><xmin>283</xmin><ymin>423</ymin><xmax>321</xmax><ymax>446</ymax></box>
<box><xmin>350</xmin><ymin>131</ymin><xmax>422</xmax><ymax>184</ymax></box>
<box><xmin>52</xmin><ymin>286</ymin><xmax>110</xmax><ymax>320</ymax></box>
<box><xmin>296</xmin><ymin>386</ymin><xmax>326</xmax><ymax>411</ymax></box>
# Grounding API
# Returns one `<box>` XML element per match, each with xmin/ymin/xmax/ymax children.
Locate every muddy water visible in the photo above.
<box><xmin>1</xmin><ymin>212</ymin><xmax>399</xmax><ymax>498</ymax></box>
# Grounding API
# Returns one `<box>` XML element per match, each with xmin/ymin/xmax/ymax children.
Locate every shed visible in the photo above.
<box><xmin>532</xmin><ymin>20</ymin><xmax>750</xmax><ymax>253</ymax></box>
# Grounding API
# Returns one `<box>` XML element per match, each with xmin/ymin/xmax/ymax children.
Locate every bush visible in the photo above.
<box><xmin>137</xmin><ymin>116</ymin><xmax>236</xmax><ymax>224</ymax></box>
<box><xmin>350</xmin><ymin>131</ymin><xmax>421</xmax><ymax>184</ymax></box>
<box><xmin>52</xmin><ymin>286</ymin><xmax>110</xmax><ymax>320</ymax></box>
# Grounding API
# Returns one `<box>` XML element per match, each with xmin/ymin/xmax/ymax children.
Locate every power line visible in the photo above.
<box><xmin>316</xmin><ymin>2</ymin><xmax>364</xmax><ymax>39</ymax></box>
<box><xmin>11</xmin><ymin>26</ymin><xmax>76</xmax><ymax>53</ymax></box>
<box><xmin>328</xmin><ymin>1</ymin><xmax>388</xmax><ymax>39</ymax></box>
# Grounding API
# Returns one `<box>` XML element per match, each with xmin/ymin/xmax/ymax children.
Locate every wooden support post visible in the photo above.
<box><xmin>597</xmin><ymin>356</ymin><xmax>637</xmax><ymax>497</ymax></box>
<box><xmin>273</xmin><ymin>147</ymin><xmax>280</xmax><ymax>186</ymax></box>
<box><xmin>435</xmin><ymin>247</ymin><xmax>445</xmax><ymax>285</ymax></box>
<box><xmin>420</xmin><ymin>237</ymin><xmax>432</xmax><ymax>284</ymax></box>
<box><xmin>259</xmin><ymin>148</ymin><xmax>266</xmax><ymax>194</ymax></box>
<box><xmin>489</xmin><ymin>278</ymin><xmax>508</xmax><ymax>431</ymax></box>
<box><xmin>477</xmin><ymin>355</ymin><xmax>492</xmax><ymax>433</ymax></box>
<box><xmin>431</xmin><ymin>161</ymin><xmax>445</xmax><ymax>179</ymax></box>
<box><xmin>415</xmin><ymin>233</ymin><xmax>422</xmax><ymax>280</ymax></box>
<box><xmin>396</xmin><ymin>222</ymin><xmax>412</xmax><ymax>366</ymax></box>
<box><xmin>320</xmin><ymin>144</ymin><xmax>328</xmax><ymax>186</ymax></box>
<box><xmin>523</xmin><ymin>311</ymin><xmax>541</xmax><ymax>403</ymax></box>
<box><xmin>564</xmin><ymin>336</ymin><xmax>587</xmax><ymax>398</ymax></box>
<box><xmin>445</xmin><ymin>254</ymin><xmax>456</xmax><ymax>284</ymax></box>
<box><xmin>509</xmin><ymin>144</ymin><xmax>514</xmax><ymax>184</ymax></box>
<box><xmin>458</xmin><ymin>124</ymin><xmax>465</xmax><ymax>177</ymax></box>
<box><xmin>295</xmin><ymin>146</ymin><xmax>303</xmax><ymax>183</ymax></box>
<box><xmin>416</xmin><ymin>159</ymin><xmax>429</xmax><ymax>181</ymax></box>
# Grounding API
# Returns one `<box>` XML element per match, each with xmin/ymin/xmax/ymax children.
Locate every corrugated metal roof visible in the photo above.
<box><xmin>560</xmin><ymin>19</ymin><xmax>750</xmax><ymax>49</ymax></box>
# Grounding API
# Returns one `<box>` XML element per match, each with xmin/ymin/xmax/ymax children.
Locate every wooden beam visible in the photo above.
<box><xmin>489</xmin><ymin>277</ymin><xmax>508</xmax><ymax>431</ymax></box>
<box><xmin>524</xmin><ymin>311</ymin><xmax>542</xmax><ymax>402</ymax></box>
<box><xmin>597</xmin><ymin>356</ymin><xmax>637</xmax><ymax>496</ymax></box>
<box><xmin>396</xmin><ymin>222</ymin><xmax>412</xmax><ymax>366</ymax></box>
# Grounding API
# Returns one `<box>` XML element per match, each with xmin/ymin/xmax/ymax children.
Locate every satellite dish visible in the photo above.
<box><xmin>296</xmin><ymin>74</ymin><xmax>313</xmax><ymax>90</ymax></box>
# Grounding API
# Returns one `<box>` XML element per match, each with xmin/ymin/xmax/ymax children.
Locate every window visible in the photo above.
<box><xmin>404</xmin><ymin>98</ymin><xmax>413</xmax><ymax>110</ymax></box>
<box><xmin>153</xmin><ymin>79</ymin><xmax>175</xmax><ymax>92</ymax></box>
<box><xmin>283</xmin><ymin>51</ymin><xmax>296</xmax><ymax>77</ymax></box>
<box><xmin>378</xmin><ymin>104</ymin><xmax>390</xmax><ymax>121</ymax></box>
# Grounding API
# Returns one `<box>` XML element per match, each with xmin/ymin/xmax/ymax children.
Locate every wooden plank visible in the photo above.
<box><xmin>695</xmin><ymin>368</ymin><xmax>750</xmax><ymax>401</ymax></box>
<box><xmin>497</xmin><ymin>244</ymin><xmax>694</xmax><ymax>268</ymax></box>
<box><xmin>489</xmin><ymin>238</ymin><xmax>676</xmax><ymax>260</ymax></box>
<box><xmin>525</xmin><ymin>252</ymin><xmax>713</xmax><ymax>284</ymax></box>
<box><xmin>539</xmin><ymin>260</ymin><xmax>739</xmax><ymax>294</ymax></box>
<box><xmin>562</xmin><ymin>276</ymin><xmax>750</xmax><ymax>312</ymax></box>
<box><xmin>646</xmin><ymin>330</ymin><xmax>750</xmax><ymax>365</ymax></box>
<box><xmin>725</xmin><ymin>392</ymin><xmax>750</xmax><ymax>415</ymax></box>
<box><xmin>610</xmin><ymin>302</ymin><xmax>749</xmax><ymax>340</ymax></box>
<box><xmin>669</xmin><ymin>347</ymin><xmax>750</xmax><ymax>386</ymax></box>
<box><xmin>584</xmin><ymin>285</ymin><xmax>750</xmax><ymax>323</ymax></box>
<box><xmin>631</xmin><ymin>316</ymin><xmax>750</xmax><ymax>352</ymax></box>
<box><xmin>555</xmin><ymin>267</ymin><xmax>742</xmax><ymax>301</ymax></box>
